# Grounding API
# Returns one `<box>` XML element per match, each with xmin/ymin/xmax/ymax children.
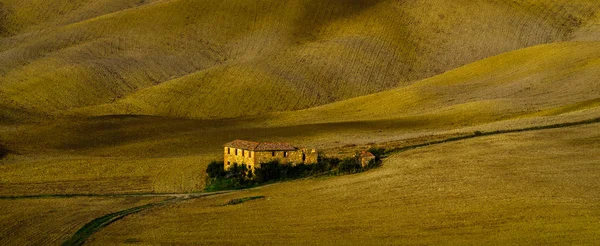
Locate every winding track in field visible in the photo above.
<box><xmin>3</xmin><ymin>116</ymin><xmax>599</xmax><ymax>246</ymax></box>
<box><xmin>60</xmin><ymin>191</ymin><xmax>233</xmax><ymax>246</ymax></box>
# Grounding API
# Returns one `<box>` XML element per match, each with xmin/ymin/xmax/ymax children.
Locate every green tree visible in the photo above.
<box><xmin>367</xmin><ymin>147</ymin><xmax>386</xmax><ymax>159</ymax></box>
<box><xmin>226</xmin><ymin>163</ymin><xmax>250</xmax><ymax>188</ymax></box>
<box><xmin>206</xmin><ymin>160</ymin><xmax>225</xmax><ymax>178</ymax></box>
<box><xmin>338</xmin><ymin>157</ymin><xmax>361</xmax><ymax>174</ymax></box>
<box><xmin>254</xmin><ymin>160</ymin><xmax>282</xmax><ymax>183</ymax></box>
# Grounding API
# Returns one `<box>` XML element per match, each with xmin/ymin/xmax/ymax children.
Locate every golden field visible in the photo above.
<box><xmin>87</xmin><ymin>124</ymin><xmax>600</xmax><ymax>245</ymax></box>
<box><xmin>1</xmin><ymin>0</ymin><xmax>599</xmax><ymax>121</ymax></box>
<box><xmin>3</xmin><ymin>38</ymin><xmax>600</xmax><ymax>195</ymax></box>
<box><xmin>1</xmin><ymin>0</ymin><xmax>600</xmax><ymax>245</ymax></box>
<box><xmin>2</xmin><ymin>110</ymin><xmax>598</xmax><ymax>244</ymax></box>
<box><xmin>263</xmin><ymin>41</ymin><xmax>600</xmax><ymax>126</ymax></box>
<box><xmin>0</xmin><ymin>196</ymin><xmax>165</xmax><ymax>245</ymax></box>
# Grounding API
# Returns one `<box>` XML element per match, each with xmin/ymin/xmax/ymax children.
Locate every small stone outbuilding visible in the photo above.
<box><xmin>359</xmin><ymin>151</ymin><xmax>376</xmax><ymax>167</ymax></box>
<box><xmin>223</xmin><ymin>140</ymin><xmax>318</xmax><ymax>171</ymax></box>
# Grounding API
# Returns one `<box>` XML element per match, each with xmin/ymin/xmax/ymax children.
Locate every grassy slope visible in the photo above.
<box><xmin>0</xmin><ymin>0</ymin><xmax>162</xmax><ymax>35</ymax></box>
<box><xmin>88</xmin><ymin>123</ymin><xmax>600</xmax><ymax>245</ymax></box>
<box><xmin>0</xmin><ymin>3</ymin><xmax>599</xmax><ymax>243</ymax></box>
<box><xmin>2</xmin><ymin>39</ymin><xmax>600</xmax><ymax>195</ymax></box>
<box><xmin>0</xmin><ymin>155</ymin><xmax>214</xmax><ymax>195</ymax></box>
<box><xmin>1</xmin><ymin>0</ymin><xmax>599</xmax><ymax>120</ymax></box>
<box><xmin>1</xmin><ymin>0</ymin><xmax>599</xmax><ymax>196</ymax></box>
<box><xmin>0</xmin><ymin>196</ymin><xmax>165</xmax><ymax>245</ymax></box>
<box><xmin>264</xmin><ymin>41</ymin><xmax>600</xmax><ymax>127</ymax></box>
<box><xmin>573</xmin><ymin>8</ymin><xmax>600</xmax><ymax>41</ymax></box>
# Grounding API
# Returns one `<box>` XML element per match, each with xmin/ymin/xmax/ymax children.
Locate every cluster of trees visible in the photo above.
<box><xmin>205</xmin><ymin>148</ymin><xmax>385</xmax><ymax>191</ymax></box>
<box><xmin>205</xmin><ymin>161</ymin><xmax>253</xmax><ymax>189</ymax></box>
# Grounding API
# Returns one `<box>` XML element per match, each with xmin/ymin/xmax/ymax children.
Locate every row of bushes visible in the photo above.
<box><xmin>205</xmin><ymin>149</ymin><xmax>384</xmax><ymax>191</ymax></box>
<box><xmin>205</xmin><ymin>117</ymin><xmax>600</xmax><ymax>192</ymax></box>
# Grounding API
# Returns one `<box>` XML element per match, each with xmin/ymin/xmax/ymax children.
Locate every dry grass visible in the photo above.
<box><xmin>262</xmin><ymin>41</ymin><xmax>600</xmax><ymax>127</ymax></box>
<box><xmin>0</xmin><ymin>196</ymin><xmax>165</xmax><ymax>245</ymax></box>
<box><xmin>0</xmin><ymin>155</ymin><xmax>214</xmax><ymax>195</ymax></box>
<box><xmin>0</xmin><ymin>115</ymin><xmax>406</xmax><ymax>195</ymax></box>
<box><xmin>87</xmin><ymin>123</ymin><xmax>600</xmax><ymax>245</ymax></box>
<box><xmin>1</xmin><ymin>0</ymin><xmax>599</xmax><ymax>120</ymax></box>
<box><xmin>1</xmin><ymin>1</ymin><xmax>599</xmax><ymax>244</ymax></box>
<box><xmin>2</xmin><ymin>106</ymin><xmax>599</xmax><ymax>195</ymax></box>
<box><xmin>0</xmin><ymin>0</ymin><xmax>159</xmax><ymax>36</ymax></box>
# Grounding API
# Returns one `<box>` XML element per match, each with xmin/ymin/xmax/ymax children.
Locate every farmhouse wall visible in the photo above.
<box><xmin>223</xmin><ymin>140</ymin><xmax>319</xmax><ymax>172</ymax></box>
<box><xmin>254</xmin><ymin>150</ymin><xmax>301</xmax><ymax>166</ymax></box>
<box><xmin>360</xmin><ymin>155</ymin><xmax>376</xmax><ymax>167</ymax></box>
<box><xmin>224</xmin><ymin>147</ymin><xmax>256</xmax><ymax>170</ymax></box>
<box><xmin>302</xmin><ymin>148</ymin><xmax>318</xmax><ymax>164</ymax></box>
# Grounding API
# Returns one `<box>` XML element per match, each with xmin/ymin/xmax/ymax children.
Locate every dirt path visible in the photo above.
<box><xmin>20</xmin><ymin>116</ymin><xmax>600</xmax><ymax>245</ymax></box>
<box><xmin>0</xmin><ymin>192</ymin><xmax>215</xmax><ymax>200</ymax></box>
<box><xmin>387</xmin><ymin>117</ymin><xmax>600</xmax><ymax>154</ymax></box>
<box><xmin>61</xmin><ymin>191</ymin><xmax>232</xmax><ymax>246</ymax></box>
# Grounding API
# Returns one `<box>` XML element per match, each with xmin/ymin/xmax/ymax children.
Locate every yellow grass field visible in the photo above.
<box><xmin>1</xmin><ymin>1</ymin><xmax>600</xmax><ymax>245</ymax></box>
<box><xmin>87</xmin><ymin>123</ymin><xmax>600</xmax><ymax>245</ymax></box>
<box><xmin>1</xmin><ymin>0</ymin><xmax>600</xmax><ymax>121</ymax></box>
<box><xmin>0</xmin><ymin>155</ymin><xmax>215</xmax><ymax>195</ymax></box>
<box><xmin>263</xmin><ymin>41</ymin><xmax>600</xmax><ymax>127</ymax></box>
<box><xmin>3</xmin><ymin>38</ymin><xmax>600</xmax><ymax>195</ymax></box>
<box><xmin>0</xmin><ymin>196</ymin><xmax>165</xmax><ymax>245</ymax></box>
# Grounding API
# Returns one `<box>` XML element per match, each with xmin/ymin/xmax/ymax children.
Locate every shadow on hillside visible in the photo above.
<box><xmin>7</xmin><ymin>115</ymin><xmax>434</xmax><ymax>157</ymax></box>
<box><xmin>0</xmin><ymin>144</ymin><xmax>9</xmax><ymax>159</ymax></box>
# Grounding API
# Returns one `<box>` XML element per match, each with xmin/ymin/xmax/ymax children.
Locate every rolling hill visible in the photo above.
<box><xmin>1</xmin><ymin>0</ymin><xmax>599</xmax><ymax>121</ymax></box>
<box><xmin>2</xmin><ymin>39</ymin><xmax>600</xmax><ymax>196</ymax></box>
<box><xmin>87</xmin><ymin>123</ymin><xmax>600</xmax><ymax>245</ymax></box>
<box><xmin>263</xmin><ymin>41</ymin><xmax>600</xmax><ymax>127</ymax></box>
<box><xmin>2</xmin><ymin>1</ymin><xmax>600</xmax><ymax>245</ymax></box>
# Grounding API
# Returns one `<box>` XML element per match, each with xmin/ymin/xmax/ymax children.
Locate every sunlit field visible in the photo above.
<box><xmin>0</xmin><ymin>196</ymin><xmax>165</xmax><ymax>245</ymax></box>
<box><xmin>88</xmin><ymin>124</ymin><xmax>600</xmax><ymax>245</ymax></box>
<box><xmin>1</xmin><ymin>0</ymin><xmax>600</xmax><ymax>245</ymax></box>
<box><xmin>1</xmin><ymin>0</ymin><xmax>599</xmax><ymax>121</ymax></box>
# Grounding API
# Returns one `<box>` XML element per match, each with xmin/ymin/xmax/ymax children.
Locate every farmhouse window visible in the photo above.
<box><xmin>249</xmin><ymin>152</ymin><xmax>252</xmax><ymax>158</ymax></box>
<box><xmin>227</xmin><ymin>148</ymin><xmax>230</xmax><ymax>154</ymax></box>
<box><xmin>235</xmin><ymin>149</ymin><xmax>238</xmax><ymax>155</ymax></box>
<box><xmin>272</xmin><ymin>151</ymin><xmax>275</xmax><ymax>156</ymax></box>
<box><xmin>284</xmin><ymin>151</ymin><xmax>287</xmax><ymax>157</ymax></box>
<box><xmin>227</xmin><ymin>161</ymin><xmax>230</xmax><ymax>166</ymax></box>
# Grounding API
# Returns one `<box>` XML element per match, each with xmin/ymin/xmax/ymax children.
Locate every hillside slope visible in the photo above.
<box><xmin>2</xmin><ymin>38</ymin><xmax>600</xmax><ymax>196</ymax></box>
<box><xmin>263</xmin><ymin>41</ymin><xmax>600</xmax><ymax>127</ymax></box>
<box><xmin>2</xmin><ymin>41</ymin><xmax>600</xmax><ymax>196</ymax></box>
<box><xmin>88</xmin><ymin>123</ymin><xmax>600</xmax><ymax>245</ymax></box>
<box><xmin>1</xmin><ymin>0</ymin><xmax>599</xmax><ymax>120</ymax></box>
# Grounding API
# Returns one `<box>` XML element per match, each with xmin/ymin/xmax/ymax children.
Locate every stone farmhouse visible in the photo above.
<box><xmin>359</xmin><ymin>151</ymin><xmax>376</xmax><ymax>167</ymax></box>
<box><xmin>223</xmin><ymin>140</ymin><xmax>318</xmax><ymax>171</ymax></box>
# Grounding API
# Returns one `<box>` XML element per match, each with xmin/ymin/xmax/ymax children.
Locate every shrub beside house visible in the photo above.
<box><xmin>205</xmin><ymin>141</ymin><xmax>385</xmax><ymax>191</ymax></box>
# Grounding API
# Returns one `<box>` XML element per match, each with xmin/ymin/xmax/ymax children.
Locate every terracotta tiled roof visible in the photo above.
<box><xmin>361</xmin><ymin>151</ymin><xmax>375</xmax><ymax>157</ymax></box>
<box><xmin>224</xmin><ymin>140</ymin><xmax>297</xmax><ymax>151</ymax></box>
<box><xmin>224</xmin><ymin>140</ymin><xmax>259</xmax><ymax>150</ymax></box>
<box><xmin>255</xmin><ymin>142</ymin><xmax>297</xmax><ymax>151</ymax></box>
